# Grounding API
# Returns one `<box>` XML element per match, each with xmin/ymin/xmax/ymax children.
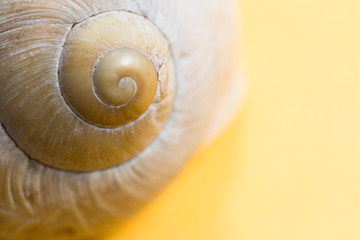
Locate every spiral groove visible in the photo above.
<box><xmin>60</xmin><ymin>17</ymin><xmax>160</xmax><ymax>128</ymax></box>
<box><xmin>0</xmin><ymin>11</ymin><xmax>176</xmax><ymax>171</ymax></box>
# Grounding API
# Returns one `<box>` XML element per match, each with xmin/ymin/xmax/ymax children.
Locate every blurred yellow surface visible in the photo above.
<box><xmin>106</xmin><ymin>0</ymin><xmax>360</xmax><ymax>239</ymax></box>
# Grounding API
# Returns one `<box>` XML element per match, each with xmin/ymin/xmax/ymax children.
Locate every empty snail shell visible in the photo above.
<box><xmin>0</xmin><ymin>0</ymin><xmax>243</xmax><ymax>239</ymax></box>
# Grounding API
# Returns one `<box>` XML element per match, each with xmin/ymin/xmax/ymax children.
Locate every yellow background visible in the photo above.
<box><xmin>106</xmin><ymin>0</ymin><xmax>360</xmax><ymax>239</ymax></box>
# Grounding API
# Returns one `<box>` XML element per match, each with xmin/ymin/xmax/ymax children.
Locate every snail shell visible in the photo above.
<box><xmin>0</xmin><ymin>0</ymin><xmax>242</xmax><ymax>239</ymax></box>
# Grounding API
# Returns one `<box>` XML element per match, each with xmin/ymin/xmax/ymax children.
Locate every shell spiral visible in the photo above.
<box><xmin>0</xmin><ymin>0</ymin><xmax>242</xmax><ymax>239</ymax></box>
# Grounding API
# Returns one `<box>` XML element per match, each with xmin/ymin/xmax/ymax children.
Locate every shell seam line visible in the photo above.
<box><xmin>0</xmin><ymin>122</ymin><xmax>33</xmax><ymax>163</ymax></box>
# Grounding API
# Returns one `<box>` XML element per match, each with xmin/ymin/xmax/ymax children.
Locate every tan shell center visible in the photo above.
<box><xmin>60</xmin><ymin>46</ymin><xmax>158</xmax><ymax>128</ymax></box>
<box><xmin>95</xmin><ymin>75</ymin><xmax>137</xmax><ymax>106</ymax></box>
<box><xmin>93</xmin><ymin>47</ymin><xmax>156</xmax><ymax>108</ymax></box>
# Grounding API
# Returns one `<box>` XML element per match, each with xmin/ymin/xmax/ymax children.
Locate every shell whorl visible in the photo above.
<box><xmin>0</xmin><ymin>0</ymin><xmax>241</xmax><ymax>239</ymax></box>
<box><xmin>1</xmin><ymin>11</ymin><xmax>175</xmax><ymax>171</ymax></box>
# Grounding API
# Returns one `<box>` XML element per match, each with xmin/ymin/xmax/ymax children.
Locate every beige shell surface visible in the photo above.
<box><xmin>0</xmin><ymin>0</ymin><xmax>242</xmax><ymax>239</ymax></box>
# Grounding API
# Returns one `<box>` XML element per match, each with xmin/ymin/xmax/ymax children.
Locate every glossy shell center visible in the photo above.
<box><xmin>60</xmin><ymin>42</ymin><xmax>158</xmax><ymax>128</ymax></box>
<box><xmin>93</xmin><ymin>48</ymin><xmax>156</xmax><ymax>107</ymax></box>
